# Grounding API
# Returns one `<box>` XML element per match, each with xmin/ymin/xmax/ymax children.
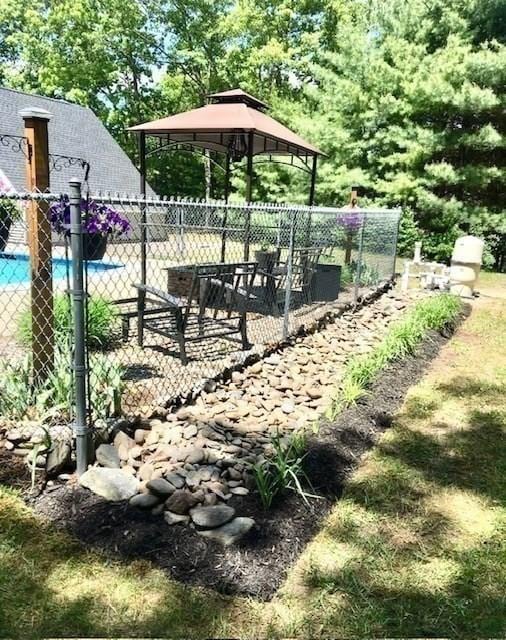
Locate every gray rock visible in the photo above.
<box><xmin>165</xmin><ymin>472</ymin><xmax>185</xmax><ymax>489</ymax></box>
<box><xmin>95</xmin><ymin>444</ymin><xmax>121</xmax><ymax>469</ymax></box>
<box><xmin>146</xmin><ymin>477</ymin><xmax>176</xmax><ymax>498</ymax></box>
<box><xmin>164</xmin><ymin>511</ymin><xmax>190</xmax><ymax>525</ymax></box>
<box><xmin>165</xmin><ymin>489</ymin><xmax>200</xmax><ymax>514</ymax></box>
<box><xmin>129</xmin><ymin>493</ymin><xmax>160</xmax><ymax>509</ymax></box>
<box><xmin>198</xmin><ymin>517</ymin><xmax>255</xmax><ymax>546</ymax></box>
<box><xmin>79</xmin><ymin>467</ymin><xmax>139</xmax><ymax>501</ymax></box>
<box><xmin>45</xmin><ymin>440</ymin><xmax>71</xmax><ymax>477</ymax></box>
<box><xmin>190</xmin><ymin>504</ymin><xmax>235</xmax><ymax>529</ymax></box>
<box><xmin>230</xmin><ymin>486</ymin><xmax>249</xmax><ymax>496</ymax></box>
<box><xmin>185</xmin><ymin>446</ymin><xmax>205</xmax><ymax>464</ymax></box>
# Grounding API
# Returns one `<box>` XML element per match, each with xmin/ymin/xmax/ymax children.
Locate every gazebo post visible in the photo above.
<box><xmin>244</xmin><ymin>131</ymin><xmax>254</xmax><ymax>261</ymax></box>
<box><xmin>306</xmin><ymin>154</ymin><xmax>317</xmax><ymax>245</ymax></box>
<box><xmin>220</xmin><ymin>154</ymin><xmax>231</xmax><ymax>262</ymax></box>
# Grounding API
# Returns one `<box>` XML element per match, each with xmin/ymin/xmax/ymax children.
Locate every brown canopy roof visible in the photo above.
<box><xmin>128</xmin><ymin>89</ymin><xmax>322</xmax><ymax>158</ymax></box>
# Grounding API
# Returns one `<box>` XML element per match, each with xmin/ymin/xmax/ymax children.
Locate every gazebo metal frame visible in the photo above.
<box><xmin>128</xmin><ymin>88</ymin><xmax>324</xmax><ymax>290</ymax></box>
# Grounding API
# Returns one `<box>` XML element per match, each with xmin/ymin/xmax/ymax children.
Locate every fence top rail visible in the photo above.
<box><xmin>0</xmin><ymin>188</ymin><xmax>401</xmax><ymax>219</ymax></box>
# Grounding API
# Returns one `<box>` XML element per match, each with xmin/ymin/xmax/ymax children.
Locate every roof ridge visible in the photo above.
<box><xmin>0</xmin><ymin>86</ymin><xmax>91</xmax><ymax>111</ymax></box>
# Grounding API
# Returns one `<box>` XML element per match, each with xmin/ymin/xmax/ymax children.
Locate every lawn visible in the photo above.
<box><xmin>0</xmin><ymin>273</ymin><xmax>504</xmax><ymax>638</ymax></box>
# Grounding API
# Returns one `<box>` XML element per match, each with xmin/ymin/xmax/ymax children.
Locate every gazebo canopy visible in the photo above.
<box><xmin>128</xmin><ymin>88</ymin><xmax>322</xmax><ymax>161</ymax></box>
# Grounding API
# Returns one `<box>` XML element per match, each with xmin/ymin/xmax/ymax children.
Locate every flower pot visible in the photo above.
<box><xmin>83</xmin><ymin>233</ymin><xmax>108</xmax><ymax>261</ymax></box>
<box><xmin>255</xmin><ymin>249</ymin><xmax>278</xmax><ymax>271</ymax></box>
<box><xmin>0</xmin><ymin>217</ymin><xmax>12</xmax><ymax>252</ymax></box>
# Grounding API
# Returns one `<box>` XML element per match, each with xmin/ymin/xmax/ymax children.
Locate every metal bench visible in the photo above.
<box><xmin>134</xmin><ymin>261</ymin><xmax>257</xmax><ymax>365</ymax></box>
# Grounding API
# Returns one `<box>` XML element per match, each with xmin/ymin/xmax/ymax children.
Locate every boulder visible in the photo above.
<box><xmin>146</xmin><ymin>477</ymin><xmax>176</xmax><ymax>498</ymax></box>
<box><xmin>79</xmin><ymin>467</ymin><xmax>139</xmax><ymax>501</ymax></box>
<box><xmin>189</xmin><ymin>504</ymin><xmax>235</xmax><ymax>529</ymax></box>
<box><xmin>95</xmin><ymin>444</ymin><xmax>120</xmax><ymax>469</ymax></box>
<box><xmin>129</xmin><ymin>493</ymin><xmax>159</xmax><ymax>509</ymax></box>
<box><xmin>45</xmin><ymin>440</ymin><xmax>72</xmax><ymax>477</ymax></box>
<box><xmin>165</xmin><ymin>489</ymin><xmax>200</xmax><ymax>514</ymax></box>
<box><xmin>197</xmin><ymin>517</ymin><xmax>255</xmax><ymax>546</ymax></box>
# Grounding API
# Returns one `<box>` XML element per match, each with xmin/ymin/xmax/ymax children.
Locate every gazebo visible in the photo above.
<box><xmin>128</xmin><ymin>88</ymin><xmax>323</xmax><ymax>205</ymax></box>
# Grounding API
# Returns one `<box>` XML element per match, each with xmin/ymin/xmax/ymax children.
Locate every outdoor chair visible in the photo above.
<box><xmin>255</xmin><ymin>247</ymin><xmax>323</xmax><ymax>315</ymax></box>
<box><xmin>134</xmin><ymin>261</ymin><xmax>257</xmax><ymax>365</ymax></box>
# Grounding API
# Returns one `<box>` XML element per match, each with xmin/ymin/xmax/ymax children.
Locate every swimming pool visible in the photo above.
<box><xmin>0</xmin><ymin>253</ymin><xmax>122</xmax><ymax>286</ymax></box>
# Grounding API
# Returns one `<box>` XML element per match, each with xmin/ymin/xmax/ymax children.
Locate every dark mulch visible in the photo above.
<box><xmin>13</xmin><ymin>319</ymin><xmax>461</xmax><ymax>600</ymax></box>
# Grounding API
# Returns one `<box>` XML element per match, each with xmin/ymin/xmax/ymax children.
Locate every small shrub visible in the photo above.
<box><xmin>0</xmin><ymin>346</ymin><xmax>124</xmax><ymax>422</ymax></box>
<box><xmin>18</xmin><ymin>294</ymin><xmax>117</xmax><ymax>349</ymax></box>
<box><xmin>253</xmin><ymin>430</ymin><xmax>318</xmax><ymax>509</ymax></box>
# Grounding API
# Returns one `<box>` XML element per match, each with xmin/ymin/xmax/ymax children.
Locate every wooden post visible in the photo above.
<box><xmin>20</xmin><ymin>107</ymin><xmax>54</xmax><ymax>383</ymax></box>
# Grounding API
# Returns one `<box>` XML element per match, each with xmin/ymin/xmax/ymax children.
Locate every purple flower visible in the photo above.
<box><xmin>49</xmin><ymin>197</ymin><xmax>131</xmax><ymax>238</ymax></box>
<box><xmin>336</xmin><ymin>211</ymin><xmax>363</xmax><ymax>233</ymax></box>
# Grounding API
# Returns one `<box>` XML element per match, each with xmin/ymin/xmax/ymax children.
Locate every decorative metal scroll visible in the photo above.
<box><xmin>49</xmin><ymin>153</ymin><xmax>91</xmax><ymax>182</ymax></box>
<box><xmin>0</xmin><ymin>134</ymin><xmax>32</xmax><ymax>161</ymax></box>
<box><xmin>146</xmin><ymin>140</ymin><xmax>313</xmax><ymax>173</ymax></box>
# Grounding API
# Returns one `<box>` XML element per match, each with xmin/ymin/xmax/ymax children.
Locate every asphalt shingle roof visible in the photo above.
<box><xmin>0</xmin><ymin>87</ymin><xmax>153</xmax><ymax>196</ymax></box>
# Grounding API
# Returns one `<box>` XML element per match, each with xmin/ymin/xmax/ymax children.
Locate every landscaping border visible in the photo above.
<box><xmin>29</xmin><ymin>304</ymin><xmax>467</xmax><ymax>599</ymax></box>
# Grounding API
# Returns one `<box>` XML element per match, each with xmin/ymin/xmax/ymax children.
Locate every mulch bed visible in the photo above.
<box><xmin>6</xmin><ymin>317</ymin><xmax>462</xmax><ymax>600</ymax></box>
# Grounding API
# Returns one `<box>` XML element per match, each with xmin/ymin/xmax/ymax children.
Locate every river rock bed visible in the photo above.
<box><xmin>72</xmin><ymin>287</ymin><xmax>424</xmax><ymax>540</ymax></box>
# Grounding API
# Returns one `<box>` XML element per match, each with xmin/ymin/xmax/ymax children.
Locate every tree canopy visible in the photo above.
<box><xmin>0</xmin><ymin>0</ymin><xmax>504</xmax><ymax>268</ymax></box>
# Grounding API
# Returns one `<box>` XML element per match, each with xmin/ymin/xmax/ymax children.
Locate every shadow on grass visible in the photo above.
<box><xmin>0</xmin><ymin>488</ymin><xmax>234</xmax><ymax>638</ymax></box>
<box><xmin>298</xmin><ymin>368</ymin><xmax>506</xmax><ymax>637</ymax></box>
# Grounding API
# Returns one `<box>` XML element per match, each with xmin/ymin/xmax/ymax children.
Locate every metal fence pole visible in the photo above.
<box><xmin>282</xmin><ymin>208</ymin><xmax>296</xmax><ymax>340</ymax></box>
<box><xmin>354</xmin><ymin>213</ymin><xmax>366</xmax><ymax>305</ymax></box>
<box><xmin>391</xmin><ymin>210</ymin><xmax>401</xmax><ymax>280</ymax></box>
<box><xmin>69</xmin><ymin>178</ymin><xmax>89</xmax><ymax>475</ymax></box>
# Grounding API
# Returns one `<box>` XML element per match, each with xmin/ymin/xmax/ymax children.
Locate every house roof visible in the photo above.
<box><xmin>129</xmin><ymin>88</ymin><xmax>322</xmax><ymax>158</ymax></box>
<box><xmin>0</xmin><ymin>87</ymin><xmax>152</xmax><ymax>195</ymax></box>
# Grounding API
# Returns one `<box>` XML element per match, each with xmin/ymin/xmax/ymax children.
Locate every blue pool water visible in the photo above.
<box><xmin>0</xmin><ymin>253</ymin><xmax>122</xmax><ymax>286</ymax></box>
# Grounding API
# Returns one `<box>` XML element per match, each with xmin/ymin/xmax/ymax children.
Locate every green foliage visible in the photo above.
<box><xmin>331</xmin><ymin>293</ymin><xmax>462</xmax><ymax>417</ymax></box>
<box><xmin>0</xmin><ymin>199</ymin><xmax>22</xmax><ymax>223</ymax></box>
<box><xmin>0</xmin><ymin>347</ymin><xmax>124</xmax><ymax>422</ymax></box>
<box><xmin>397</xmin><ymin>209</ymin><xmax>421</xmax><ymax>258</ymax></box>
<box><xmin>18</xmin><ymin>294</ymin><xmax>117</xmax><ymax>349</ymax></box>
<box><xmin>253</xmin><ymin>430</ymin><xmax>318</xmax><ymax>509</ymax></box>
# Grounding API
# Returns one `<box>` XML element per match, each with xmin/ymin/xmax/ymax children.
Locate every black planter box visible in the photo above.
<box><xmin>311</xmin><ymin>263</ymin><xmax>341</xmax><ymax>301</ymax></box>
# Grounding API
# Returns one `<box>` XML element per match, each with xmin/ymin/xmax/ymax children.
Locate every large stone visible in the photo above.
<box><xmin>165</xmin><ymin>472</ymin><xmax>185</xmax><ymax>489</ymax></box>
<box><xmin>113</xmin><ymin>431</ymin><xmax>136</xmax><ymax>460</ymax></box>
<box><xmin>45</xmin><ymin>440</ymin><xmax>71</xmax><ymax>476</ymax></box>
<box><xmin>147</xmin><ymin>477</ymin><xmax>176</xmax><ymax>498</ymax></box>
<box><xmin>197</xmin><ymin>517</ymin><xmax>255</xmax><ymax>546</ymax></box>
<box><xmin>189</xmin><ymin>504</ymin><xmax>235</xmax><ymax>529</ymax></box>
<box><xmin>129</xmin><ymin>493</ymin><xmax>159</xmax><ymax>509</ymax></box>
<box><xmin>79</xmin><ymin>467</ymin><xmax>139</xmax><ymax>501</ymax></box>
<box><xmin>95</xmin><ymin>444</ymin><xmax>120</xmax><ymax>469</ymax></box>
<box><xmin>165</xmin><ymin>489</ymin><xmax>200</xmax><ymax>514</ymax></box>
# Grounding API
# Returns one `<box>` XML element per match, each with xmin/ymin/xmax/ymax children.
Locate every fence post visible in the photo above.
<box><xmin>354</xmin><ymin>213</ymin><xmax>365</xmax><ymax>305</ymax></box>
<box><xmin>391</xmin><ymin>210</ymin><xmax>401</xmax><ymax>280</ymax></box>
<box><xmin>20</xmin><ymin>107</ymin><xmax>54</xmax><ymax>384</ymax></box>
<box><xmin>282</xmin><ymin>208</ymin><xmax>296</xmax><ymax>340</ymax></box>
<box><xmin>69</xmin><ymin>179</ymin><xmax>89</xmax><ymax>475</ymax></box>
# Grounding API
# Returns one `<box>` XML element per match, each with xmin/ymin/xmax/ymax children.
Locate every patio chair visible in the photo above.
<box><xmin>256</xmin><ymin>247</ymin><xmax>323</xmax><ymax>315</ymax></box>
<box><xmin>134</xmin><ymin>261</ymin><xmax>257</xmax><ymax>365</ymax></box>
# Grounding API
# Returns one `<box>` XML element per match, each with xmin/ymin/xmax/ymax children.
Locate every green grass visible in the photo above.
<box><xmin>331</xmin><ymin>293</ymin><xmax>462</xmax><ymax>416</ymax></box>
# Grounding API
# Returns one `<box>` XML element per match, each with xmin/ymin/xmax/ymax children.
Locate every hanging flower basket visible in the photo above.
<box><xmin>49</xmin><ymin>197</ymin><xmax>131</xmax><ymax>261</ymax></box>
<box><xmin>83</xmin><ymin>232</ymin><xmax>108</xmax><ymax>261</ymax></box>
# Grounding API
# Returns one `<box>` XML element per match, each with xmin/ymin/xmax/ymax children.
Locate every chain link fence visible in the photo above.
<box><xmin>0</xmin><ymin>183</ymin><xmax>400</xmax><ymax>449</ymax></box>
